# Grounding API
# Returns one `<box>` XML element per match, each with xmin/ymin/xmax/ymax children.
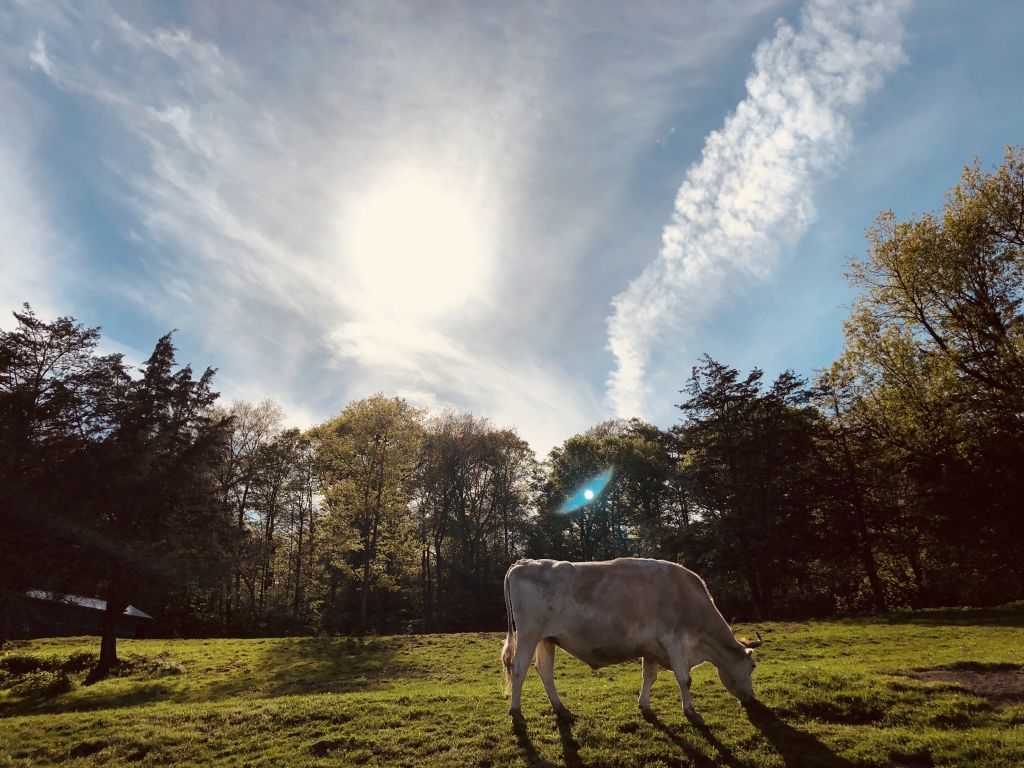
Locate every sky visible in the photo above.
<box><xmin>2</xmin><ymin>0</ymin><xmax>1021</xmax><ymax>455</ymax></box>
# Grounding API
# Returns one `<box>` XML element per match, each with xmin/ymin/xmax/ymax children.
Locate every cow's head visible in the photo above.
<box><xmin>717</xmin><ymin>632</ymin><xmax>762</xmax><ymax>704</ymax></box>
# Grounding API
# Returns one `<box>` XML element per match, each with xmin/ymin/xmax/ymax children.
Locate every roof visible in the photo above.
<box><xmin>26</xmin><ymin>591</ymin><xmax>153</xmax><ymax>620</ymax></box>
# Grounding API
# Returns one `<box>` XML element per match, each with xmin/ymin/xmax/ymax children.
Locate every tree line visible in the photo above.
<box><xmin>2</xmin><ymin>147</ymin><xmax>1021</xmax><ymax>666</ymax></box>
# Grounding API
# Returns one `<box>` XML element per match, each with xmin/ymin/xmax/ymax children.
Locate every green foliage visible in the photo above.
<box><xmin>533</xmin><ymin>418</ymin><xmax>678</xmax><ymax>563</ymax></box>
<box><xmin>0</xmin><ymin>650</ymin><xmax>95</xmax><ymax>701</ymax></box>
<box><xmin>1</xmin><ymin>610</ymin><xmax>1023</xmax><ymax>766</ymax></box>
<box><xmin>6</xmin><ymin>670</ymin><xmax>72</xmax><ymax>698</ymax></box>
<box><xmin>674</xmin><ymin>357</ymin><xmax>819</xmax><ymax>620</ymax></box>
<box><xmin>832</xmin><ymin>145</ymin><xmax>1024</xmax><ymax>606</ymax></box>
<box><xmin>414</xmin><ymin>410</ymin><xmax>537</xmax><ymax>631</ymax></box>
<box><xmin>0</xmin><ymin>651</ymin><xmax>93</xmax><ymax>677</ymax></box>
<box><xmin>317</xmin><ymin>394</ymin><xmax>425</xmax><ymax>634</ymax></box>
<box><xmin>0</xmin><ymin>306</ymin><xmax>234</xmax><ymax>668</ymax></box>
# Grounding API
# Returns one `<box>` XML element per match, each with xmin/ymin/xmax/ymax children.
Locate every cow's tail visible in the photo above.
<box><xmin>501</xmin><ymin>567</ymin><xmax>517</xmax><ymax>696</ymax></box>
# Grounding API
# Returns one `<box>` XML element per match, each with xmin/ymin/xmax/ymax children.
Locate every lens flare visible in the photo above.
<box><xmin>557</xmin><ymin>469</ymin><xmax>613</xmax><ymax>513</ymax></box>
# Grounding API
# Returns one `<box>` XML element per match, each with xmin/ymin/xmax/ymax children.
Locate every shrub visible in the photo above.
<box><xmin>0</xmin><ymin>651</ymin><xmax>96</xmax><ymax>697</ymax></box>
<box><xmin>9</xmin><ymin>670</ymin><xmax>73</xmax><ymax>698</ymax></box>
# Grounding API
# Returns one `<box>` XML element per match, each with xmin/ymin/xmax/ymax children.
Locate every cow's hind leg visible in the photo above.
<box><xmin>535</xmin><ymin>638</ymin><xmax>572</xmax><ymax>719</ymax></box>
<box><xmin>508</xmin><ymin>633</ymin><xmax>539</xmax><ymax>718</ymax></box>
<box><xmin>638</xmin><ymin>657</ymin><xmax>658</xmax><ymax>711</ymax></box>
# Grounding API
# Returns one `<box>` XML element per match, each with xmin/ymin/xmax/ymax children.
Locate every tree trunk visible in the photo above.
<box><xmin>0</xmin><ymin>597</ymin><xmax>12</xmax><ymax>647</ymax></box>
<box><xmin>422</xmin><ymin>546</ymin><xmax>432</xmax><ymax>631</ymax></box>
<box><xmin>293</xmin><ymin>502</ymin><xmax>304</xmax><ymax>627</ymax></box>
<box><xmin>742</xmin><ymin>556</ymin><xmax>768</xmax><ymax>621</ymax></box>
<box><xmin>98</xmin><ymin>592</ymin><xmax>127</xmax><ymax>675</ymax></box>
<box><xmin>1004</xmin><ymin>552</ymin><xmax>1024</xmax><ymax>598</ymax></box>
<box><xmin>358</xmin><ymin>550</ymin><xmax>372</xmax><ymax>634</ymax></box>
<box><xmin>906</xmin><ymin>547</ymin><xmax>927</xmax><ymax>608</ymax></box>
<box><xmin>849</xmin><ymin>503</ymin><xmax>888</xmax><ymax>612</ymax></box>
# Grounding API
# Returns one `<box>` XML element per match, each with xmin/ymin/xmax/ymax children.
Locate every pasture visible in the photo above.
<box><xmin>1</xmin><ymin>607</ymin><xmax>1023</xmax><ymax>767</ymax></box>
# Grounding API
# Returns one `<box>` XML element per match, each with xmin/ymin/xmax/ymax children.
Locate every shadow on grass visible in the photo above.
<box><xmin>0</xmin><ymin>637</ymin><xmax>411</xmax><ymax>717</ymax></box>
<box><xmin>641</xmin><ymin>710</ymin><xmax>742</xmax><ymax>768</ymax></box>
<box><xmin>881</xmin><ymin>606</ymin><xmax>1024</xmax><ymax>628</ymax></box>
<box><xmin>555</xmin><ymin>716</ymin><xmax>584</xmax><ymax>767</ymax></box>
<box><xmin>0</xmin><ymin>681</ymin><xmax>173</xmax><ymax>717</ymax></box>
<box><xmin>244</xmin><ymin>636</ymin><xmax>414</xmax><ymax>698</ymax></box>
<box><xmin>511</xmin><ymin>715</ymin><xmax>558</xmax><ymax>768</ymax></box>
<box><xmin>744</xmin><ymin>701</ymin><xmax>857</xmax><ymax>768</ymax></box>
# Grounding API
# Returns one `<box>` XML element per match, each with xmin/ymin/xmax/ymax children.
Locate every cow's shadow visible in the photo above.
<box><xmin>555</xmin><ymin>715</ymin><xmax>584</xmax><ymax>767</ymax></box>
<box><xmin>511</xmin><ymin>714</ymin><xmax>558</xmax><ymax>768</ymax></box>
<box><xmin>641</xmin><ymin>710</ymin><xmax>742</xmax><ymax>767</ymax></box>
<box><xmin>642</xmin><ymin>705</ymin><xmax>857</xmax><ymax>768</ymax></box>
<box><xmin>743</xmin><ymin>702</ymin><xmax>858</xmax><ymax>768</ymax></box>
<box><xmin>511</xmin><ymin>712</ymin><xmax>585</xmax><ymax>768</ymax></box>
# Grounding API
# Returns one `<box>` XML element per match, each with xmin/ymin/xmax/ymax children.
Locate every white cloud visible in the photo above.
<box><xmin>606</xmin><ymin>0</ymin><xmax>910</xmax><ymax>418</ymax></box>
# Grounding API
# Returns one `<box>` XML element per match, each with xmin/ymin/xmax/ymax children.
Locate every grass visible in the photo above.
<box><xmin>1</xmin><ymin>607</ymin><xmax>1023</xmax><ymax>767</ymax></box>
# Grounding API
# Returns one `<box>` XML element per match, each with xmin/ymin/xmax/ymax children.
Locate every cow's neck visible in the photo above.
<box><xmin>692</xmin><ymin>615</ymin><xmax>745</xmax><ymax>668</ymax></box>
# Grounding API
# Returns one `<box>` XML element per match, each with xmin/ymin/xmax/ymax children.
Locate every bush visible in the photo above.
<box><xmin>0</xmin><ymin>652</ymin><xmax>62</xmax><ymax>676</ymax></box>
<box><xmin>0</xmin><ymin>651</ymin><xmax>96</xmax><ymax>697</ymax></box>
<box><xmin>0</xmin><ymin>651</ymin><xmax>96</xmax><ymax>677</ymax></box>
<box><xmin>9</xmin><ymin>670</ymin><xmax>72</xmax><ymax>698</ymax></box>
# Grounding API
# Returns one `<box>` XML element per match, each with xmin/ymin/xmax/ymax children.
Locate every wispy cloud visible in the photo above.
<box><xmin>8</xmin><ymin>6</ymin><xmax>624</xmax><ymax>451</ymax></box>
<box><xmin>4</xmin><ymin>1</ymin><xmax>792</xmax><ymax>452</ymax></box>
<box><xmin>0</xmin><ymin>77</ymin><xmax>68</xmax><ymax>323</ymax></box>
<box><xmin>606</xmin><ymin>0</ymin><xmax>910</xmax><ymax>418</ymax></box>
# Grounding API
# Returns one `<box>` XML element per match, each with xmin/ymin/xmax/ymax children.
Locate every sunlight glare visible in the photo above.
<box><xmin>346</xmin><ymin>168</ymin><xmax>491</xmax><ymax>317</ymax></box>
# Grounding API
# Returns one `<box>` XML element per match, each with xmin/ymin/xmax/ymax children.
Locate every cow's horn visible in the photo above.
<box><xmin>744</xmin><ymin>631</ymin><xmax>764</xmax><ymax>649</ymax></box>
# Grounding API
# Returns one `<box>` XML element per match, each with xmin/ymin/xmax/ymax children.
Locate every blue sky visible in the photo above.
<box><xmin>2</xmin><ymin>0</ymin><xmax>1021</xmax><ymax>454</ymax></box>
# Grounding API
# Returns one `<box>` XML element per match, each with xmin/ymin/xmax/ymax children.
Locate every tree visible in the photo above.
<box><xmin>841</xmin><ymin>146</ymin><xmax>1024</xmax><ymax>598</ymax></box>
<box><xmin>414</xmin><ymin>410</ymin><xmax>536</xmax><ymax>630</ymax></box>
<box><xmin>0</xmin><ymin>306</ymin><xmax>121</xmax><ymax>643</ymax></box>
<box><xmin>317</xmin><ymin>394</ymin><xmax>422</xmax><ymax>634</ymax></box>
<box><xmin>675</xmin><ymin>357</ymin><xmax>818</xmax><ymax>620</ymax></box>
<box><xmin>68</xmin><ymin>333</ymin><xmax>231</xmax><ymax>672</ymax></box>
<box><xmin>810</xmin><ymin>364</ymin><xmax>892</xmax><ymax>612</ymax></box>
<box><xmin>210</xmin><ymin>399</ymin><xmax>284</xmax><ymax>629</ymax></box>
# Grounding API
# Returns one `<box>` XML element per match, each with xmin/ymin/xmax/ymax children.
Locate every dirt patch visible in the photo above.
<box><xmin>914</xmin><ymin>663</ymin><xmax>1024</xmax><ymax>702</ymax></box>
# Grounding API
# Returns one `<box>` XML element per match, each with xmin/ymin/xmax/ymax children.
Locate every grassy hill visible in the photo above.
<box><xmin>2</xmin><ymin>608</ymin><xmax>1023</xmax><ymax>767</ymax></box>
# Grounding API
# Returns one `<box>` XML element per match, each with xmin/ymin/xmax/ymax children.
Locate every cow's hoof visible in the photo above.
<box><xmin>554</xmin><ymin>706</ymin><xmax>575</xmax><ymax>722</ymax></box>
<box><xmin>684</xmin><ymin>709</ymin><xmax>705</xmax><ymax>725</ymax></box>
<box><xmin>509</xmin><ymin>707</ymin><xmax>524</xmax><ymax>721</ymax></box>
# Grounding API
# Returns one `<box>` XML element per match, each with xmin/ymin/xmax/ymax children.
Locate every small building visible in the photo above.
<box><xmin>12</xmin><ymin>591</ymin><xmax>154</xmax><ymax>640</ymax></box>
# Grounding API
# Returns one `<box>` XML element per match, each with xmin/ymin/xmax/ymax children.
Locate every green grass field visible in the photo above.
<box><xmin>2</xmin><ymin>608</ymin><xmax>1023</xmax><ymax>767</ymax></box>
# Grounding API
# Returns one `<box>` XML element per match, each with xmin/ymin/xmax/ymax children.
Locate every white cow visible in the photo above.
<box><xmin>501</xmin><ymin>558</ymin><xmax>762</xmax><ymax>720</ymax></box>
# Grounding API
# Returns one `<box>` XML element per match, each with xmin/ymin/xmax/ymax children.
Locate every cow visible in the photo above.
<box><xmin>501</xmin><ymin>557</ymin><xmax>763</xmax><ymax>721</ymax></box>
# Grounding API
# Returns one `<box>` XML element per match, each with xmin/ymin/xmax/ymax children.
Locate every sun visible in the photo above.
<box><xmin>345</xmin><ymin>167</ymin><xmax>491</xmax><ymax>318</ymax></box>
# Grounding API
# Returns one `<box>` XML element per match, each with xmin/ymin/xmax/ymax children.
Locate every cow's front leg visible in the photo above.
<box><xmin>674</xmin><ymin>668</ymin><xmax>703</xmax><ymax>723</ymax></box>
<box><xmin>535</xmin><ymin>638</ymin><xmax>572</xmax><ymax>719</ymax></box>
<box><xmin>638</xmin><ymin>657</ymin><xmax>658</xmax><ymax>711</ymax></box>
<box><xmin>668</xmin><ymin>651</ymin><xmax>703</xmax><ymax>723</ymax></box>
